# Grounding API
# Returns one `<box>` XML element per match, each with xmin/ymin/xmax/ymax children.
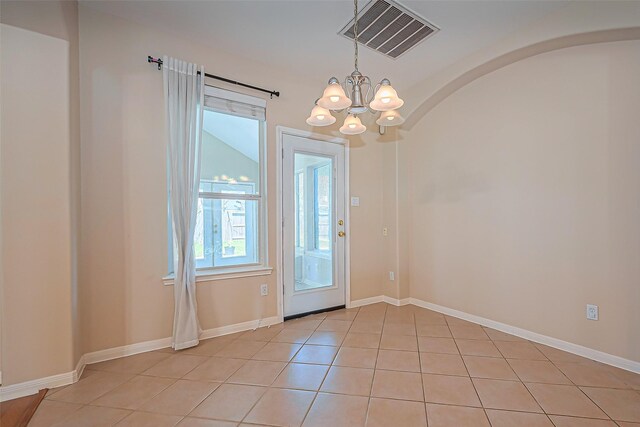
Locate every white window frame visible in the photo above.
<box><xmin>163</xmin><ymin>86</ymin><xmax>271</xmax><ymax>285</ymax></box>
<box><xmin>197</xmin><ymin>180</ymin><xmax>258</xmax><ymax>269</ymax></box>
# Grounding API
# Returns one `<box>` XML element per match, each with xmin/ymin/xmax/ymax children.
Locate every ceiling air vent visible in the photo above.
<box><xmin>340</xmin><ymin>0</ymin><xmax>439</xmax><ymax>59</ymax></box>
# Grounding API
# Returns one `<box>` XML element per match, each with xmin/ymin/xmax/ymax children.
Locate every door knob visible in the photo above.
<box><xmin>338</xmin><ymin>231</ymin><xmax>346</xmax><ymax>237</ymax></box>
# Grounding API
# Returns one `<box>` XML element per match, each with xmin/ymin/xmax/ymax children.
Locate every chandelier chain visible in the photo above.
<box><xmin>353</xmin><ymin>0</ymin><xmax>359</xmax><ymax>72</ymax></box>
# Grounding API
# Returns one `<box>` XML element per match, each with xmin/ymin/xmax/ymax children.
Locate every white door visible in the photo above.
<box><xmin>282</xmin><ymin>133</ymin><xmax>347</xmax><ymax>318</ymax></box>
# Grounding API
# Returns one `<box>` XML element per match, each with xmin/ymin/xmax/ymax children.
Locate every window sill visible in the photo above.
<box><xmin>163</xmin><ymin>265</ymin><xmax>273</xmax><ymax>286</ymax></box>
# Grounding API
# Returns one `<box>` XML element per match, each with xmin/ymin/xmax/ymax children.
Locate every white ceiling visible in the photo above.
<box><xmin>83</xmin><ymin>0</ymin><xmax>569</xmax><ymax>91</ymax></box>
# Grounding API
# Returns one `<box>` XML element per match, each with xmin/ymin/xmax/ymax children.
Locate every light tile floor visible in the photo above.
<box><xmin>31</xmin><ymin>303</ymin><xmax>640</xmax><ymax>426</ymax></box>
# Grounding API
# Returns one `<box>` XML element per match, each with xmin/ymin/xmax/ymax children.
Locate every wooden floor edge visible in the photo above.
<box><xmin>0</xmin><ymin>388</ymin><xmax>48</xmax><ymax>427</ymax></box>
<box><xmin>21</xmin><ymin>388</ymin><xmax>47</xmax><ymax>426</ymax></box>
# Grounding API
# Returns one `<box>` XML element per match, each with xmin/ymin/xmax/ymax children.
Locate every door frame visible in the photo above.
<box><xmin>276</xmin><ymin>126</ymin><xmax>351</xmax><ymax>322</ymax></box>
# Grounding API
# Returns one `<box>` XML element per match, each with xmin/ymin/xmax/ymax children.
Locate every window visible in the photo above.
<box><xmin>195</xmin><ymin>180</ymin><xmax>258</xmax><ymax>268</ymax></box>
<box><xmin>170</xmin><ymin>87</ymin><xmax>267</xmax><ymax>274</ymax></box>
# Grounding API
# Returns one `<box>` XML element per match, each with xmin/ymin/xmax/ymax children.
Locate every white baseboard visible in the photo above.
<box><xmin>74</xmin><ymin>354</ymin><xmax>86</xmax><ymax>383</ymax></box>
<box><xmin>0</xmin><ymin>351</ymin><xmax>90</xmax><ymax>402</ymax></box>
<box><xmin>382</xmin><ymin>295</ymin><xmax>411</xmax><ymax>306</ymax></box>
<box><xmin>83</xmin><ymin>336</ymin><xmax>173</xmax><ymax>365</ymax></box>
<box><xmin>0</xmin><ymin>369</ymin><xmax>75</xmax><ymax>402</ymax></box>
<box><xmin>0</xmin><ymin>315</ymin><xmax>283</xmax><ymax>402</ymax></box>
<box><xmin>199</xmin><ymin>316</ymin><xmax>281</xmax><ymax>341</ymax></box>
<box><xmin>83</xmin><ymin>315</ymin><xmax>281</xmax><ymax>365</ymax></box>
<box><xmin>350</xmin><ymin>294</ymin><xmax>639</xmax><ymax>374</ymax></box>
<box><xmin>409</xmin><ymin>297</ymin><xmax>640</xmax><ymax>374</ymax></box>
<box><xmin>349</xmin><ymin>295</ymin><xmax>385</xmax><ymax>308</ymax></box>
<box><xmin>4</xmin><ymin>296</ymin><xmax>636</xmax><ymax>403</ymax></box>
<box><xmin>350</xmin><ymin>295</ymin><xmax>411</xmax><ymax>308</ymax></box>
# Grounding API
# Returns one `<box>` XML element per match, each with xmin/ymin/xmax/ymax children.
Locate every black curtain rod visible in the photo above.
<box><xmin>148</xmin><ymin>56</ymin><xmax>280</xmax><ymax>98</ymax></box>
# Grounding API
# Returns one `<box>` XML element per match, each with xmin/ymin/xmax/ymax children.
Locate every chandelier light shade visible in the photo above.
<box><xmin>339</xmin><ymin>114</ymin><xmax>366</xmax><ymax>135</ymax></box>
<box><xmin>317</xmin><ymin>80</ymin><xmax>352</xmax><ymax>110</ymax></box>
<box><xmin>370</xmin><ymin>82</ymin><xmax>404</xmax><ymax>111</ymax></box>
<box><xmin>376</xmin><ymin>109</ymin><xmax>405</xmax><ymax>126</ymax></box>
<box><xmin>307</xmin><ymin>0</ymin><xmax>404</xmax><ymax>135</ymax></box>
<box><xmin>306</xmin><ymin>105</ymin><xmax>336</xmax><ymax>126</ymax></box>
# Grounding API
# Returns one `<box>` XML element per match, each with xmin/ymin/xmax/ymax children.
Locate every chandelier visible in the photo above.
<box><xmin>307</xmin><ymin>0</ymin><xmax>405</xmax><ymax>135</ymax></box>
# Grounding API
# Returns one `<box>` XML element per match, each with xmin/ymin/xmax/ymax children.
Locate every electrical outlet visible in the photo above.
<box><xmin>586</xmin><ymin>304</ymin><xmax>598</xmax><ymax>320</ymax></box>
<box><xmin>260</xmin><ymin>284</ymin><xmax>268</xmax><ymax>296</ymax></box>
<box><xmin>389</xmin><ymin>271</ymin><xmax>395</xmax><ymax>281</ymax></box>
<box><xmin>383</xmin><ymin>227</ymin><xmax>388</xmax><ymax>236</ymax></box>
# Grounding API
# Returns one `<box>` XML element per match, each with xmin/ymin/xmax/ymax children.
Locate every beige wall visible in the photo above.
<box><xmin>404</xmin><ymin>40</ymin><xmax>640</xmax><ymax>362</ymax></box>
<box><xmin>380</xmin><ymin>137</ymin><xmax>399</xmax><ymax>300</ymax></box>
<box><xmin>5</xmin><ymin>1</ymin><xmax>635</xmax><ymax>390</ymax></box>
<box><xmin>0</xmin><ymin>24</ymin><xmax>75</xmax><ymax>384</ymax></box>
<box><xmin>78</xmin><ymin>5</ymin><xmax>390</xmax><ymax>354</ymax></box>
<box><xmin>1</xmin><ymin>0</ymin><xmax>82</xmax><ymax>387</ymax></box>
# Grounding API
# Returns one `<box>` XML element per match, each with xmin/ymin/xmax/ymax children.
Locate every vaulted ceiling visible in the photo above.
<box><xmin>83</xmin><ymin>0</ymin><xmax>640</xmax><ymax>122</ymax></box>
<box><xmin>83</xmin><ymin>0</ymin><xmax>567</xmax><ymax>91</ymax></box>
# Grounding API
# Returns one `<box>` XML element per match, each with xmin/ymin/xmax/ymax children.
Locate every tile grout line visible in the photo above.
<box><xmin>183</xmin><ymin>319</ymin><xmax>304</xmax><ymax>424</ymax></box>
<box><xmin>413</xmin><ymin>306</ymin><xmax>430</xmax><ymax>426</ymax></box>
<box><xmin>486</xmin><ymin>344</ymin><xmax>557</xmax><ymax>425</ymax></box>
<box><xmin>449</xmin><ymin>316</ymin><xmax>495</xmax><ymax>427</ymax></box>
<box><xmin>466</xmin><ymin>322</ymin><xmax>623</xmax><ymax>425</ymax></box>
<box><xmin>538</xmin><ymin>342</ymin><xmax>619</xmax><ymax>423</ymax></box>
<box><xmin>35</xmin><ymin>304</ymin><xmax>639</xmax><ymax>426</ymax></box>
<box><xmin>479</xmin><ymin>325</ymin><xmax>619</xmax><ymax>424</ymax></box>
<box><xmin>365</xmin><ymin>303</ymin><xmax>388</xmax><ymax>425</ymax></box>
<box><xmin>477</xmin><ymin>327</ymin><xmax>609</xmax><ymax>425</ymax></box>
<box><xmin>236</xmin><ymin>312</ymin><xmax>326</xmax><ymax>426</ymax></box>
<box><xmin>297</xmin><ymin>306</ymin><xmax>359</xmax><ymax>427</ymax></box>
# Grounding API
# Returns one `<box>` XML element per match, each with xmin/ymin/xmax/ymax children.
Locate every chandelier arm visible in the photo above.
<box><xmin>373</xmin><ymin>82</ymin><xmax>382</xmax><ymax>98</ymax></box>
<box><xmin>342</xmin><ymin>76</ymin><xmax>350</xmax><ymax>93</ymax></box>
<box><xmin>343</xmin><ymin>75</ymin><xmax>353</xmax><ymax>104</ymax></box>
<box><xmin>363</xmin><ymin>76</ymin><xmax>373</xmax><ymax>105</ymax></box>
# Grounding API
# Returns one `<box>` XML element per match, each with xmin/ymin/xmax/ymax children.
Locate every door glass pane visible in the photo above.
<box><xmin>295</xmin><ymin>172</ymin><xmax>305</xmax><ymax>249</ymax></box>
<box><xmin>314</xmin><ymin>164</ymin><xmax>331</xmax><ymax>251</ymax></box>
<box><xmin>294</xmin><ymin>152</ymin><xmax>333</xmax><ymax>292</ymax></box>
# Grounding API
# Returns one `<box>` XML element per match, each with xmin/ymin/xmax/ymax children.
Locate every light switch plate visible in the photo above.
<box><xmin>351</xmin><ymin>197</ymin><xmax>360</xmax><ymax>207</ymax></box>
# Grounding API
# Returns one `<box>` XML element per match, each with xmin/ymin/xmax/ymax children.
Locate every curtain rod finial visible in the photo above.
<box><xmin>148</xmin><ymin>56</ymin><xmax>162</xmax><ymax>70</ymax></box>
